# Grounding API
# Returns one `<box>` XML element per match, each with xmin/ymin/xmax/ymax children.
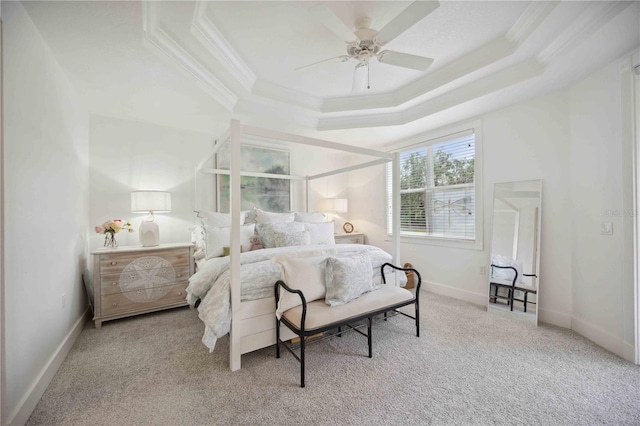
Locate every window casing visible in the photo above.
<box><xmin>387</xmin><ymin>127</ymin><xmax>481</xmax><ymax>248</ymax></box>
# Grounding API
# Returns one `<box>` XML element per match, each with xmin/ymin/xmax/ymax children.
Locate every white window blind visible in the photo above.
<box><xmin>387</xmin><ymin>131</ymin><xmax>476</xmax><ymax>240</ymax></box>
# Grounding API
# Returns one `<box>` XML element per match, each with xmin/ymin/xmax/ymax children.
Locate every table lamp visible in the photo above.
<box><xmin>131</xmin><ymin>191</ymin><xmax>171</xmax><ymax>247</ymax></box>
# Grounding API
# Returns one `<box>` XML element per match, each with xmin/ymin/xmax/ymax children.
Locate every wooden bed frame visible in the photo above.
<box><xmin>195</xmin><ymin>120</ymin><xmax>402</xmax><ymax>371</ymax></box>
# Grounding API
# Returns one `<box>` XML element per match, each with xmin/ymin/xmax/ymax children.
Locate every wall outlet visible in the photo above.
<box><xmin>61</xmin><ymin>293</ymin><xmax>66</xmax><ymax>309</ymax></box>
<box><xmin>601</xmin><ymin>222</ymin><xmax>613</xmax><ymax>235</ymax></box>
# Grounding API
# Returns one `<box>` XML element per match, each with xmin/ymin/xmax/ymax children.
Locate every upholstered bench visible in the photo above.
<box><xmin>275</xmin><ymin>262</ymin><xmax>421</xmax><ymax>387</ymax></box>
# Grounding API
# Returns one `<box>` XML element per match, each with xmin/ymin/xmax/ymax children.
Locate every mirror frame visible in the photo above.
<box><xmin>487</xmin><ymin>179</ymin><xmax>542</xmax><ymax>324</ymax></box>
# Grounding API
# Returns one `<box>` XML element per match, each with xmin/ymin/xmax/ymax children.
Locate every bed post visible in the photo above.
<box><xmin>392</xmin><ymin>152</ymin><xmax>401</xmax><ymax>284</ymax></box>
<box><xmin>229</xmin><ymin>119</ymin><xmax>242</xmax><ymax>371</ymax></box>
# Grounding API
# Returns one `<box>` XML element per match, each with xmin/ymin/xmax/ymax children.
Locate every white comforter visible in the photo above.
<box><xmin>186</xmin><ymin>244</ymin><xmax>403</xmax><ymax>351</ymax></box>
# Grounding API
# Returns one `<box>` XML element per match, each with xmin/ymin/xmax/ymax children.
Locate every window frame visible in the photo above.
<box><xmin>386</xmin><ymin>120</ymin><xmax>483</xmax><ymax>251</ymax></box>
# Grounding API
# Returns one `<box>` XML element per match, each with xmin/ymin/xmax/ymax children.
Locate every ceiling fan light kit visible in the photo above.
<box><xmin>300</xmin><ymin>1</ymin><xmax>440</xmax><ymax>90</ymax></box>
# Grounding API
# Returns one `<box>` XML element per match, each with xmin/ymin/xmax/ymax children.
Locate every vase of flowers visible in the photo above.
<box><xmin>95</xmin><ymin>219</ymin><xmax>134</xmax><ymax>248</ymax></box>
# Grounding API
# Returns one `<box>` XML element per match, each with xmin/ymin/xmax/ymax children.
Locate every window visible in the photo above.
<box><xmin>387</xmin><ymin>129</ymin><xmax>479</xmax><ymax>243</ymax></box>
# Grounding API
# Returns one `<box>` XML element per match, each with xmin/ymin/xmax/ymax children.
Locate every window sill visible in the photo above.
<box><xmin>384</xmin><ymin>234</ymin><xmax>483</xmax><ymax>251</ymax></box>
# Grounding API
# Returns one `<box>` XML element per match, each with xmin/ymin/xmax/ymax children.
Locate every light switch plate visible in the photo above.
<box><xmin>601</xmin><ymin>222</ymin><xmax>613</xmax><ymax>235</ymax></box>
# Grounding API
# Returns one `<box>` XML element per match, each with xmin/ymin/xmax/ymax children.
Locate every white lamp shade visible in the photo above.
<box><xmin>325</xmin><ymin>198</ymin><xmax>348</xmax><ymax>213</ymax></box>
<box><xmin>131</xmin><ymin>191</ymin><xmax>171</xmax><ymax>213</ymax></box>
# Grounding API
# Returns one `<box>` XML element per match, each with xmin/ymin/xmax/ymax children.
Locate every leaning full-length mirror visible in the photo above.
<box><xmin>487</xmin><ymin>179</ymin><xmax>542</xmax><ymax>324</ymax></box>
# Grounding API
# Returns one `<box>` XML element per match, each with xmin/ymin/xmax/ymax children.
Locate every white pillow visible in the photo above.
<box><xmin>273</xmin><ymin>255</ymin><xmax>329</xmax><ymax>318</ymax></box>
<box><xmin>204</xmin><ymin>223</ymin><xmax>255</xmax><ymax>259</ymax></box>
<box><xmin>325</xmin><ymin>253</ymin><xmax>377</xmax><ymax>306</ymax></box>
<box><xmin>256</xmin><ymin>222</ymin><xmax>305</xmax><ymax>248</ymax></box>
<box><xmin>295</xmin><ymin>212</ymin><xmax>326</xmax><ymax>223</ymax></box>
<box><xmin>197</xmin><ymin>210</ymin><xmax>247</xmax><ymax>228</ymax></box>
<box><xmin>274</xmin><ymin>230</ymin><xmax>311</xmax><ymax>248</ymax></box>
<box><xmin>255</xmin><ymin>208</ymin><xmax>295</xmax><ymax>224</ymax></box>
<box><xmin>304</xmin><ymin>221</ymin><xmax>335</xmax><ymax>245</ymax></box>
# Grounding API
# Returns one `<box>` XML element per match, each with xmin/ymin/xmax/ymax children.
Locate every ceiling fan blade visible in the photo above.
<box><xmin>376</xmin><ymin>1</ymin><xmax>440</xmax><ymax>45</ymax></box>
<box><xmin>352</xmin><ymin>62</ymin><xmax>369</xmax><ymax>92</ymax></box>
<box><xmin>308</xmin><ymin>4</ymin><xmax>358</xmax><ymax>43</ymax></box>
<box><xmin>377</xmin><ymin>50</ymin><xmax>434</xmax><ymax>71</ymax></box>
<box><xmin>295</xmin><ymin>55</ymin><xmax>350</xmax><ymax>71</ymax></box>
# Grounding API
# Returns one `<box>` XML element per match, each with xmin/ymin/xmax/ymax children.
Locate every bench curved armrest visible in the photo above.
<box><xmin>490</xmin><ymin>264</ymin><xmax>518</xmax><ymax>286</ymax></box>
<box><xmin>380</xmin><ymin>263</ymin><xmax>422</xmax><ymax>297</ymax></box>
<box><xmin>274</xmin><ymin>279</ymin><xmax>308</xmax><ymax>329</ymax></box>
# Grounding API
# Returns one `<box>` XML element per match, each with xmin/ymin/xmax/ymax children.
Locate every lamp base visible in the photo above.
<box><xmin>139</xmin><ymin>220</ymin><xmax>159</xmax><ymax>247</ymax></box>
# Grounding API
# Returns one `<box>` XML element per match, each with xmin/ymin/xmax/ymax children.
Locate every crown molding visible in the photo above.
<box><xmin>506</xmin><ymin>1</ymin><xmax>559</xmax><ymax>46</ymax></box>
<box><xmin>142</xmin><ymin>1</ymin><xmax>238</xmax><ymax>111</ymax></box>
<box><xmin>191</xmin><ymin>1</ymin><xmax>257</xmax><ymax>92</ymax></box>
<box><xmin>537</xmin><ymin>1</ymin><xmax>631</xmax><ymax>65</ymax></box>
<box><xmin>317</xmin><ymin>58</ymin><xmax>545</xmax><ymax>130</ymax></box>
<box><xmin>251</xmin><ymin>79</ymin><xmax>324</xmax><ymax>111</ymax></box>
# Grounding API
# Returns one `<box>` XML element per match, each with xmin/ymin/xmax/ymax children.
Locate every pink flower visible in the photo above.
<box><xmin>94</xmin><ymin>226</ymin><xmax>104</xmax><ymax>234</ymax></box>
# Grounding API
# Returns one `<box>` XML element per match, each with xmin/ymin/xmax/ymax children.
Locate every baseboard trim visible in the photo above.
<box><xmin>423</xmin><ymin>280</ymin><xmax>486</xmax><ymax>306</ymax></box>
<box><xmin>571</xmin><ymin>315</ymin><xmax>625</xmax><ymax>359</ymax></box>
<box><xmin>7</xmin><ymin>309</ymin><xmax>89</xmax><ymax>426</ymax></box>
<box><xmin>623</xmin><ymin>341</ymin><xmax>636</xmax><ymax>363</ymax></box>
<box><xmin>538</xmin><ymin>307</ymin><xmax>572</xmax><ymax>328</ymax></box>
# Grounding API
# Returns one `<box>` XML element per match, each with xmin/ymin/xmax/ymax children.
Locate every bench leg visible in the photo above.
<box><xmin>384</xmin><ymin>312</ymin><xmax>388</xmax><ymax>321</ymax></box>
<box><xmin>416</xmin><ymin>300</ymin><xmax>420</xmax><ymax>337</ymax></box>
<box><xmin>367</xmin><ymin>317</ymin><xmax>373</xmax><ymax>358</ymax></box>
<box><xmin>524</xmin><ymin>292</ymin><xmax>528</xmax><ymax>313</ymax></box>
<box><xmin>337</xmin><ymin>326</ymin><xmax>342</xmax><ymax>337</ymax></box>
<box><xmin>300</xmin><ymin>334</ymin><xmax>305</xmax><ymax>388</ymax></box>
<box><xmin>276</xmin><ymin>319</ymin><xmax>281</xmax><ymax>359</ymax></box>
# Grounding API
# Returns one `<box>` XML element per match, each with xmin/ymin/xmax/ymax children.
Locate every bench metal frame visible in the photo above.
<box><xmin>275</xmin><ymin>263</ymin><xmax>421</xmax><ymax>387</ymax></box>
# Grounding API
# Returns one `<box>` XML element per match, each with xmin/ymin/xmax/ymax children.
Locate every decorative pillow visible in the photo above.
<box><xmin>274</xmin><ymin>230</ymin><xmax>311</xmax><ymax>248</ymax></box>
<box><xmin>273</xmin><ymin>255</ymin><xmax>329</xmax><ymax>318</ymax></box>
<box><xmin>256</xmin><ymin>222</ymin><xmax>305</xmax><ymax>248</ymax></box>
<box><xmin>255</xmin><ymin>208</ymin><xmax>295</xmax><ymax>224</ymax></box>
<box><xmin>325</xmin><ymin>253</ymin><xmax>378</xmax><ymax>306</ymax></box>
<box><xmin>304</xmin><ymin>221</ymin><xmax>335</xmax><ymax>245</ymax></box>
<box><xmin>204</xmin><ymin>223</ymin><xmax>255</xmax><ymax>259</ymax></box>
<box><xmin>491</xmin><ymin>254</ymin><xmax>523</xmax><ymax>283</ymax></box>
<box><xmin>295</xmin><ymin>212</ymin><xmax>326</xmax><ymax>223</ymax></box>
<box><xmin>197</xmin><ymin>210</ymin><xmax>247</xmax><ymax>228</ymax></box>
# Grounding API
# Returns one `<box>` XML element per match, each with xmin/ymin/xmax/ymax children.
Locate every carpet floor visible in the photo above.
<box><xmin>27</xmin><ymin>292</ymin><xmax>640</xmax><ymax>425</ymax></box>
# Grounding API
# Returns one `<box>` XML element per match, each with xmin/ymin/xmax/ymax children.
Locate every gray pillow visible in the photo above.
<box><xmin>274</xmin><ymin>230</ymin><xmax>311</xmax><ymax>248</ymax></box>
<box><xmin>325</xmin><ymin>253</ymin><xmax>378</xmax><ymax>306</ymax></box>
<box><xmin>256</xmin><ymin>222</ymin><xmax>305</xmax><ymax>248</ymax></box>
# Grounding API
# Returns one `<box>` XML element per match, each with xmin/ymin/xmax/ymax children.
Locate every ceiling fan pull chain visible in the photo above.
<box><xmin>367</xmin><ymin>63</ymin><xmax>371</xmax><ymax>90</ymax></box>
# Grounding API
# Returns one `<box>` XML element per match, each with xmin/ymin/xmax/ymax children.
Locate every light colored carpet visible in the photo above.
<box><xmin>28</xmin><ymin>292</ymin><xmax>640</xmax><ymax>425</ymax></box>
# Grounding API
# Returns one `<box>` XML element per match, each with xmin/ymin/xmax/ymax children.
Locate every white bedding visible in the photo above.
<box><xmin>186</xmin><ymin>244</ymin><xmax>404</xmax><ymax>351</ymax></box>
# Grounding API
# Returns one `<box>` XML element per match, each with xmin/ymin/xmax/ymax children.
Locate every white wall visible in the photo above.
<box><xmin>3</xmin><ymin>2</ymin><xmax>90</xmax><ymax>423</ymax></box>
<box><xmin>349</xmin><ymin>54</ymin><xmax>638</xmax><ymax>359</ymax></box>
<box><xmin>350</xmin><ymin>90</ymin><xmax>573</xmax><ymax>313</ymax></box>
<box><xmin>569</xmin><ymin>60</ymin><xmax>633</xmax><ymax>358</ymax></box>
<box><xmin>89</xmin><ymin>115</ymin><xmax>213</xmax><ymax>251</ymax></box>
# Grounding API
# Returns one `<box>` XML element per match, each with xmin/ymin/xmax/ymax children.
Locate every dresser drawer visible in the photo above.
<box><xmin>334</xmin><ymin>233</ymin><xmax>365</xmax><ymax>244</ymax></box>
<box><xmin>100</xmin><ymin>265</ymin><xmax>190</xmax><ymax>295</ymax></box>
<box><xmin>100</xmin><ymin>282</ymin><xmax>188</xmax><ymax>317</ymax></box>
<box><xmin>99</xmin><ymin>248</ymin><xmax>190</xmax><ymax>276</ymax></box>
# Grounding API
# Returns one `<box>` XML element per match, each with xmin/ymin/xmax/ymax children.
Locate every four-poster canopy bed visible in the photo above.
<box><xmin>190</xmin><ymin>119</ymin><xmax>402</xmax><ymax>371</ymax></box>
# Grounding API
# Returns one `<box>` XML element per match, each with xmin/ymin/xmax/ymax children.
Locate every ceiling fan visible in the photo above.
<box><xmin>296</xmin><ymin>1</ymin><xmax>440</xmax><ymax>91</ymax></box>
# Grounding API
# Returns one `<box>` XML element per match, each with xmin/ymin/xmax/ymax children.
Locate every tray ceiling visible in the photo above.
<box><xmin>21</xmin><ymin>1</ymin><xmax>640</xmax><ymax>145</ymax></box>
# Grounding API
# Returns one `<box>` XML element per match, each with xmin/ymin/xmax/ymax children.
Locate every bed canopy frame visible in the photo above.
<box><xmin>195</xmin><ymin>119</ymin><xmax>401</xmax><ymax>371</ymax></box>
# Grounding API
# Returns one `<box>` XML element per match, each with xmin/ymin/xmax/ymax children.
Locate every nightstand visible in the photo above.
<box><xmin>334</xmin><ymin>232</ymin><xmax>365</xmax><ymax>244</ymax></box>
<box><xmin>90</xmin><ymin>242</ymin><xmax>194</xmax><ymax>328</ymax></box>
